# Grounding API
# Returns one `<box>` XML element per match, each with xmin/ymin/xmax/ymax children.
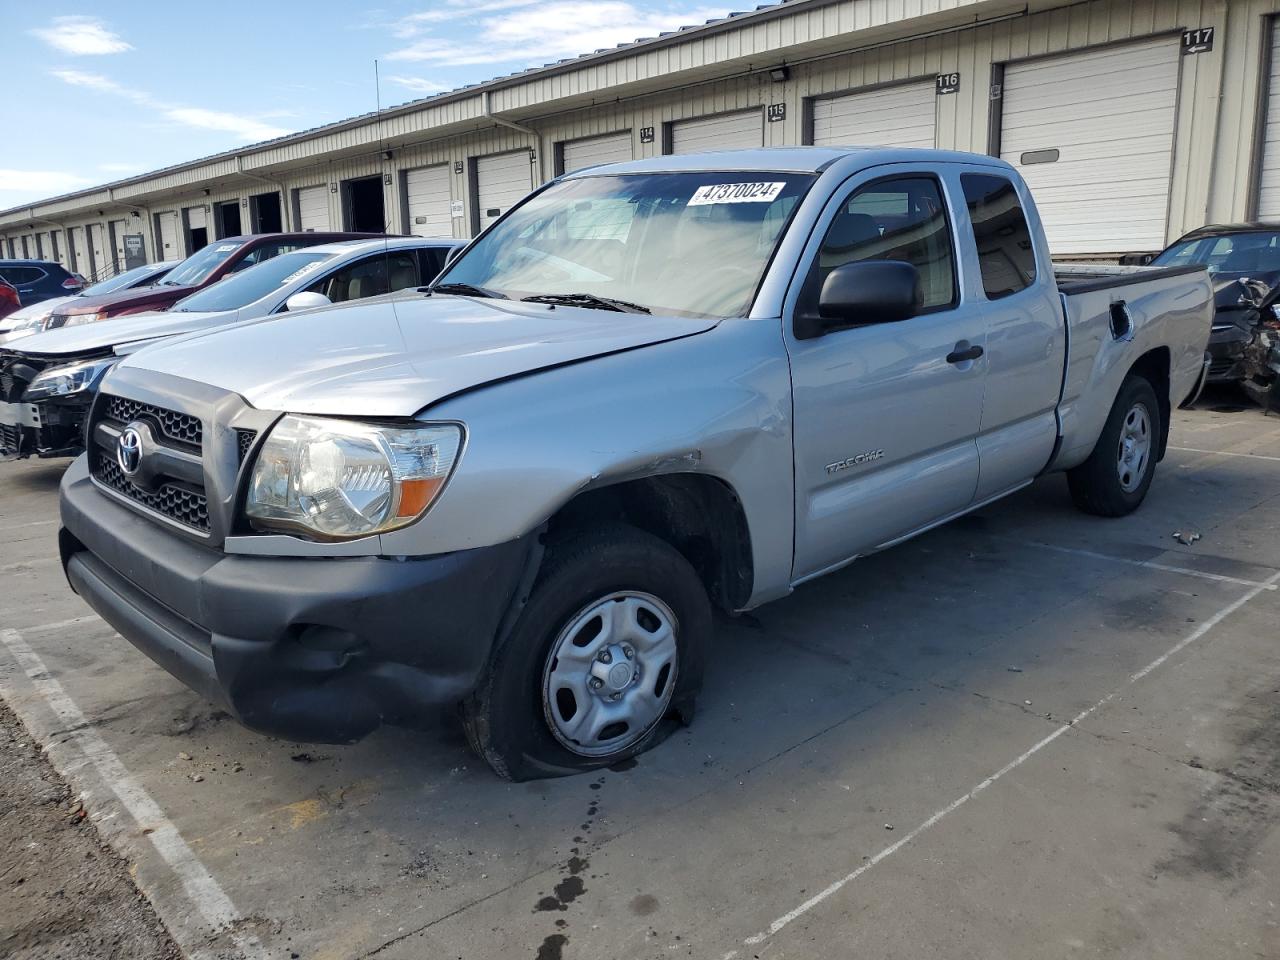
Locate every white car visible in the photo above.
<box><xmin>0</xmin><ymin>260</ymin><xmax>179</xmax><ymax>342</ymax></box>
<box><xmin>0</xmin><ymin>236</ymin><xmax>462</xmax><ymax>459</ymax></box>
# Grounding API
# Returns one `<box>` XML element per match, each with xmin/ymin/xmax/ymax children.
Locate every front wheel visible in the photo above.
<box><xmin>1067</xmin><ymin>374</ymin><xmax>1161</xmax><ymax>517</ymax></box>
<box><xmin>461</xmin><ymin>525</ymin><xmax>711</xmax><ymax>780</ymax></box>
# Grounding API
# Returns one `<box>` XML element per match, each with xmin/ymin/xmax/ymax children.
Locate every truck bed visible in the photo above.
<box><xmin>1050</xmin><ymin>262</ymin><xmax>1212</xmax><ymax>473</ymax></box>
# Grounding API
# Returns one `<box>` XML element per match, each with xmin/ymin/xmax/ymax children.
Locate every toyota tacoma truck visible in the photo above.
<box><xmin>57</xmin><ymin>148</ymin><xmax>1212</xmax><ymax>780</ymax></box>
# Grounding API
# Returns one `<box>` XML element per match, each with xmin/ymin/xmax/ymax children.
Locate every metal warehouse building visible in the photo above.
<box><xmin>7</xmin><ymin>0</ymin><xmax>1280</xmax><ymax>275</ymax></box>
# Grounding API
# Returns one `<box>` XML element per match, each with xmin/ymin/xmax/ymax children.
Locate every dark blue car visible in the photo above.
<box><xmin>0</xmin><ymin>260</ymin><xmax>85</xmax><ymax>307</ymax></box>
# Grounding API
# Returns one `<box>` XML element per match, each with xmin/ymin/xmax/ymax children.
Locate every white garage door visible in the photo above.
<box><xmin>185</xmin><ymin>206</ymin><xmax>207</xmax><ymax>231</ymax></box>
<box><xmin>404</xmin><ymin>165</ymin><xmax>452</xmax><ymax>237</ymax></box>
<box><xmin>670</xmin><ymin>110</ymin><xmax>763</xmax><ymax>154</ymax></box>
<box><xmin>69</xmin><ymin>227</ymin><xmax>90</xmax><ymax>273</ymax></box>
<box><xmin>811</xmin><ymin>81</ymin><xmax>937</xmax><ymax>148</ymax></box>
<box><xmin>475</xmin><ymin>151</ymin><xmax>534</xmax><ymax>232</ymax></box>
<box><xmin>110</xmin><ymin>219</ymin><xmax>127</xmax><ymax>272</ymax></box>
<box><xmin>561</xmin><ymin>131</ymin><xmax>633</xmax><ymax>174</ymax></box>
<box><xmin>1255</xmin><ymin>20</ymin><xmax>1280</xmax><ymax>218</ymax></box>
<box><xmin>1000</xmin><ymin>38</ymin><xmax>1180</xmax><ymax>255</ymax></box>
<box><xmin>156</xmin><ymin>212</ymin><xmax>181</xmax><ymax>258</ymax></box>
<box><xmin>295</xmin><ymin>185</ymin><xmax>330</xmax><ymax>232</ymax></box>
<box><xmin>87</xmin><ymin>224</ymin><xmax>106</xmax><ymax>278</ymax></box>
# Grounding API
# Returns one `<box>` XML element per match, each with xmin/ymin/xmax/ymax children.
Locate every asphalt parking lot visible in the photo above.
<box><xmin>2</xmin><ymin>393</ymin><xmax>1279</xmax><ymax>960</ymax></box>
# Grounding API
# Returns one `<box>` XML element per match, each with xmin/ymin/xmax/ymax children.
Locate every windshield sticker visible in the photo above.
<box><xmin>214</xmin><ymin>243</ymin><xmax>238</xmax><ymax>252</ymax></box>
<box><xmin>687</xmin><ymin>182</ymin><xmax>786</xmax><ymax>206</ymax></box>
<box><xmin>281</xmin><ymin>261</ymin><xmax>325</xmax><ymax>284</ymax></box>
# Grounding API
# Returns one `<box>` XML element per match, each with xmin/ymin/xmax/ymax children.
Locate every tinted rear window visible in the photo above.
<box><xmin>961</xmin><ymin>174</ymin><xmax>1037</xmax><ymax>299</ymax></box>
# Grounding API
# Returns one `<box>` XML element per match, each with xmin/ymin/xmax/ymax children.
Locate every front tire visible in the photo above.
<box><xmin>461</xmin><ymin>525</ymin><xmax>711</xmax><ymax>781</ymax></box>
<box><xmin>1067</xmin><ymin>374</ymin><xmax>1161</xmax><ymax>517</ymax></box>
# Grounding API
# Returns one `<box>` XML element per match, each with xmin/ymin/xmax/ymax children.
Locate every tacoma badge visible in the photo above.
<box><xmin>825</xmin><ymin>450</ymin><xmax>884</xmax><ymax>474</ymax></box>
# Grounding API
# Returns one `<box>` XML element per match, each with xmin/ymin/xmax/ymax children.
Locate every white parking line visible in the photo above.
<box><xmin>732</xmin><ymin>569</ymin><xmax>1280</xmax><ymax>953</ymax></box>
<box><xmin>0</xmin><ymin>628</ymin><xmax>268</xmax><ymax>960</ymax></box>
<box><xmin>1004</xmin><ymin>538</ymin><xmax>1279</xmax><ymax>590</ymax></box>
<box><xmin>1170</xmin><ymin>445</ymin><xmax>1280</xmax><ymax>463</ymax></box>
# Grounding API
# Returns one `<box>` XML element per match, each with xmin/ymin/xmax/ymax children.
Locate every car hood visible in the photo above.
<box><xmin>117</xmin><ymin>295</ymin><xmax>720</xmax><ymax>416</ymax></box>
<box><xmin>10</xmin><ymin>310</ymin><xmax>228</xmax><ymax>358</ymax></box>
<box><xmin>53</xmin><ymin>283</ymin><xmax>194</xmax><ymax>317</ymax></box>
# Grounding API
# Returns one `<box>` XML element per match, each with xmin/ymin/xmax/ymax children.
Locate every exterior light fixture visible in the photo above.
<box><xmin>769</xmin><ymin>65</ymin><xmax>790</xmax><ymax>82</ymax></box>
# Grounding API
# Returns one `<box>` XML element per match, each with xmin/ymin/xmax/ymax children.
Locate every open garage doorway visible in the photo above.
<box><xmin>215</xmin><ymin>200</ymin><xmax>242</xmax><ymax>238</ymax></box>
<box><xmin>342</xmin><ymin>176</ymin><xmax>386</xmax><ymax>233</ymax></box>
<box><xmin>249</xmin><ymin>192</ymin><xmax>283</xmax><ymax>234</ymax></box>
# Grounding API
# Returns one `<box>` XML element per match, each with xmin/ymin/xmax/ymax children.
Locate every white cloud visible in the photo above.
<box><xmin>0</xmin><ymin>169</ymin><xmax>95</xmax><ymax>194</ymax></box>
<box><xmin>50</xmin><ymin>69</ymin><xmax>290</xmax><ymax>143</ymax></box>
<box><xmin>386</xmin><ymin>1</ymin><xmax>732</xmax><ymax>66</ymax></box>
<box><xmin>31</xmin><ymin>16</ymin><xmax>131</xmax><ymax>55</ymax></box>
<box><xmin>388</xmin><ymin>76</ymin><xmax>452</xmax><ymax>94</ymax></box>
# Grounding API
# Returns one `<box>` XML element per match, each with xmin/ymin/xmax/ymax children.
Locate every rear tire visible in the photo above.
<box><xmin>1067</xmin><ymin>374</ymin><xmax>1161</xmax><ymax>517</ymax></box>
<box><xmin>461</xmin><ymin>524</ymin><xmax>711</xmax><ymax>781</ymax></box>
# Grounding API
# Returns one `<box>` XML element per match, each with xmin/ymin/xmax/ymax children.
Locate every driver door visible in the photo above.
<box><xmin>786</xmin><ymin>170</ymin><xmax>987</xmax><ymax>582</ymax></box>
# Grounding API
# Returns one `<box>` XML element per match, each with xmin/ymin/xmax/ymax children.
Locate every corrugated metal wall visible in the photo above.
<box><xmin>5</xmin><ymin>0</ymin><xmax>1280</xmax><ymax>259</ymax></box>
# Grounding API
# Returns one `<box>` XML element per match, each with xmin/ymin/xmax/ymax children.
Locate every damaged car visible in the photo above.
<box><xmin>1149</xmin><ymin>224</ymin><xmax>1280</xmax><ymax>385</ymax></box>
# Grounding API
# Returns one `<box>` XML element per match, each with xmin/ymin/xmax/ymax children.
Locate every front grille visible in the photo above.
<box><xmin>90</xmin><ymin>392</ymin><xmax>210</xmax><ymax>533</ymax></box>
<box><xmin>236</xmin><ymin>429</ymin><xmax>257</xmax><ymax>463</ymax></box>
<box><xmin>0</xmin><ymin>422</ymin><xmax>21</xmax><ymax>455</ymax></box>
<box><xmin>94</xmin><ymin>453</ymin><xmax>210</xmax><ymax>532</ymax></box>
<box><xmin>103</xmin><ymin>395</ymin><xmax>202</xmax><ymax>450</ymax></box>
<box><xmin>1209</xmin><ymin>358</ymin><xmax>1237</xmax><ymax>378</ymax></box>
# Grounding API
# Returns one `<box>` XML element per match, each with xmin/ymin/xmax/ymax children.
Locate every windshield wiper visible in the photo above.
<box><xmin>432</xmin><ymin>281</ymin><xmax>507</xmax><ymax>299</ymax></box>
<box><xmin>520</xmin><ymin>292</ymin><xmax>651</xmax><ymax>314</ymax></box>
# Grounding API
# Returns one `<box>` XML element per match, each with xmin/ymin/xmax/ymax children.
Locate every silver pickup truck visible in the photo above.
<box><xmin>57</xmin><ymin>148</ymin><xmax>1211</xmax><ymax>780</ymax></box>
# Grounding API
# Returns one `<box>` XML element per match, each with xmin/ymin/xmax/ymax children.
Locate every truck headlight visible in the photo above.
<box><xmin>245</xmin><ymin>416</ymin><xmax>463</xmax><ymax>540</ymax></box>
<box><xmin>23</xmin><ymin>357</ymin><xmax>119</xmax><ymax>400</ymax></box>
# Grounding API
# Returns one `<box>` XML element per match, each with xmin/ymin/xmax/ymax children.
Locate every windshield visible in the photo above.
<box><xmin>1152</xmin><ymin>231</ymin><xmax>1280</xmax><ymax>274</ymax></box>
<box><xmin>160</xmin><ymin>241</ymin><xmax>244</xmax><ymax>287</ymax></box>
<box><xmin>172</xmin><ymin>251</ymin><xmax>332</xmax><ymax>312</ymax></box>
<box><xmin>436</xmin><ymin>172</ymin><xmax>813</xmax><ymax>317</ymax></box>
<box><xmin>79</xmin><ymin>262</ymin><xmax>167</xmax><ymax>297</ymax></box>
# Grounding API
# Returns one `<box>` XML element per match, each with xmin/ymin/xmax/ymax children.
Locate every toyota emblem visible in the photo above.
<box><xmin>117</xmin><ymin>424</ymin><xmax>144</xmax><ymax>477</ymax></box>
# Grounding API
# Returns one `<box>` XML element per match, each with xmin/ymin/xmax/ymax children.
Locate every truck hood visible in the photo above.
<box><xmin>117</xmin><ymin>295</ymin><xmax>720</xmax><ymax>416</ymax></box>
<box><xmin>11</xmin><ymin>310</ymin><xmax>228</xmax><ymax>358</ymax></box>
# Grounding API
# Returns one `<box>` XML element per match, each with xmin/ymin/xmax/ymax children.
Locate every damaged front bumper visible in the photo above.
<box><xmin>0</xmin><ymin>395</ymin><xmax>92</xmax><ymax>460</ymax></box>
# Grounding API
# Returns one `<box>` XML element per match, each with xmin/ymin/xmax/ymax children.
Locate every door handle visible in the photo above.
<box><xmin>946</xmin><ymin>343</ymin><xmax>984</xmax><ymax>364</ymax></box>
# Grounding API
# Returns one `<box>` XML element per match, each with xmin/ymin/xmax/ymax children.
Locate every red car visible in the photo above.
<box><xmin>0</xmin><ymin>279</ymin><xmax>19</xmax><ymax>322</ymax></box>
<box><xmin>45</xmin><ymin>232</ymin><xmax>387</xmax><ymax>329</ymax></box>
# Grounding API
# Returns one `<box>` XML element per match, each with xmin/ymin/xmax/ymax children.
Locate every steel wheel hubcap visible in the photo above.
<box><xmin>542</xmin><ymin>591</ymin><xmax>679</xmax><ymax>758</ymax></box>
<box><xmin>1116</xmin><ymin>401</ymin><xmax>1152</xmax><ymax>493</ymax></box>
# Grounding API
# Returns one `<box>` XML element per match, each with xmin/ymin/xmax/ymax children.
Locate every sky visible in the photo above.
<box><xmin>4</xmin><ymin>2</ymin><xmax>735</xmax><ymax>210</ymax></box>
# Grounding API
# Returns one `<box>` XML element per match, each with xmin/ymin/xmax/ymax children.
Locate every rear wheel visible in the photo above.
<box><xmin>461</xmin><ymin>525</ymin><xmax>710</xmax><ymax>780</ymax></box>
<box><xmin>1067</xmin><ymin>374</ymin><xmax>1161</xmax><ymax>517</ymax></box>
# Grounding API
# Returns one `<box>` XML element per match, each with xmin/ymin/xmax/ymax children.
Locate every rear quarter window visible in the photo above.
<box><xmin>960</xmin><ymin>174</ymin><xmax>1037</xmax><ymax>299</ymax></box>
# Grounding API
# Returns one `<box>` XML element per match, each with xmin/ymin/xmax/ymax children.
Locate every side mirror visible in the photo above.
<box><xmin>284</xmin><ymin>291</ymin><xmax>331</xmax><ymax>312</ymax></box>
<box><xmin>797</xmin><ymin>260</ymin><xmax>920</xmax><ymax>339</ymax></box>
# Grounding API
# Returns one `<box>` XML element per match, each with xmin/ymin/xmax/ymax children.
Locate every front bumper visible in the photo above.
<box><xmin>1206</xmin><ymin>324</ymin><xmax>1254</xmax><ymax>381</ymax></box>
<box><xmin>0</xmin><ymin>394</ymin><xmax>90</xmax><ymax>460</ymax></box>
<box><xmin>59</xmin><ymin>456</ymin><xmax>532</xmax><ymax>743</ymax></box>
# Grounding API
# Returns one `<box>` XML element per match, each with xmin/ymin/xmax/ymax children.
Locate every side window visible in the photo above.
<box><xmin>307</xmin><ymin>253</ymin><xmax>419</xmax><ymax>303</ymax></box>
<box><xmin>417</xmin><ymin>247</ymin><xmax>448</xmax><ymax>282</ymax></box>
<box><xmin>818</xmin><ymin>176</ymin><xmax>957</xmax><ymax>311</ymax></box>
<box><xmin>0</xmin><ymin>266</ymin><xmax>46</xmax><ymax>285</ymax></box>
<box><xmin>960</xmin><ymin>174</ymin><xmax>1036</xmax><ymax>299</ymax></box>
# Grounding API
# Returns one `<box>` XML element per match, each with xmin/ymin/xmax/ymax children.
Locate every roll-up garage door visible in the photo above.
<box><xmin>811</xmin><ymin>81</ymin><xmax>937</xmax><ymax>148</ymax></box>
<box><xmin>69</xmin><ymin>227</ymin><xmax>89</xmax><ymax>273</ymax></box>
<box><xmin>404</xmin><ymin>165</ymin><xmax>452</xmax><ymax>236</ymax></box>
<box><xmin>87</xmin><ymin>224</ymin><xmax>105</xmax><ymax>278</ymax></box>
<box><xmin>561</xmin><ymin>131</ymin><xmax>633</xmax><ymax>174</ymax></box>
<box><xmin>21</xmin><ymin>235</ymin><xmax>33</xmax><ymax>259</ymax></box>
<box><xmin>1000</xmin><ymin>37</ymin><xmax>1180</xmax><ymax>255</ymax></box>
<box><xmin>1255</xmin><ymin>20</ymin><xmax>1280</xmax><ymax>218</ymax></box>
<box><xmin>475</xmin><ymin>150</ymin><xmax>534</xmax><ymax>232</ymax></box>
<box><xmin>110</xmin><ymin>220</ymin><xmax>127</xmax><ymax>272</ymax></box>
<box><xmin>295</xmin><ymin>185</ymin><xmax>330</xmax><ymax>232</ymax></box>
<box><xmin>185</xmin><ymin>206</ymin><xmax>207</xmax><ymax>230</ymax></box>
<box><xmin>669</xmin><ymin>109</ymin><xmax>763</xmax><ymax>154</ymax></box>
<box><xmin>156</xmin><ymin>212</ymin><xmax>181</xmax><ymax>258</ymax></box>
